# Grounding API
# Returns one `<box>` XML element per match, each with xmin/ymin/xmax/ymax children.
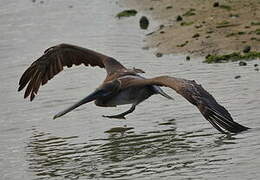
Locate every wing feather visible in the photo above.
<box><xmin>24</xmin><ymin>70</ymin><xmax>39</xmax><ymax>99</ymax></box>
<box><xmin>124</xmin><ymin>75</ymin><xmax>249</xmax><ymax>134</ymax></box>
<box><xmin>42</xmin><ymin>73</ymin><xmax>48</xmax><ymax>86</ymax></box>
<box><xmin>18</xmin><ymin>43</ymin><xmax>127</xmax><ymax>101</ymax></box>
<box><xmin>18</xmin><ymin>66</ymin><xmax>34</xmax><ymax>91</ymax></box>
<box><xmin>33</xmin><ymin>72</ymin><xmax>42</xmax><ymax>95</ymax></box>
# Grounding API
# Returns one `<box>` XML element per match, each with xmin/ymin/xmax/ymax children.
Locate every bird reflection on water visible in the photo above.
<box><xmin>26</xmin><ymin>123</ymin><xmax>236</xmax><ymax>179</ymax></box>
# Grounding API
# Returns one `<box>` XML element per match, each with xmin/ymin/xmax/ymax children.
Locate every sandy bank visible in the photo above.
<box><xmin>119</xmin><ymin>0</ymin><xmax>260</xmax><ymax>57</ymax></box>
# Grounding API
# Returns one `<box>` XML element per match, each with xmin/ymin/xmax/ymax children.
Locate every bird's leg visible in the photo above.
<box><xmin>103</xmin><ymin>105</ymin><xmax>136</xmax><ymax>119</ymax></box>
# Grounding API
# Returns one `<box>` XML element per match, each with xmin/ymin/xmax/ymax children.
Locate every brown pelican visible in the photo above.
<box><xmin>18</xmin><ymin>44</ymin><xmax>249</xmax><ymax>134</ymax></box>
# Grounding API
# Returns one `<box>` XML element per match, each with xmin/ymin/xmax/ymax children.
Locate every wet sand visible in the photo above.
<box><xmin>120</xmin><ymin>0</ymin><xmax>260</xmax><ymax>56</ymax></box>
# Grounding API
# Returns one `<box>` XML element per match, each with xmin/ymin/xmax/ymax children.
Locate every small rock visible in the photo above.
<box><xmin>192</xmin><ymin>33</ymin><xmax>200</xmax><ymax>38</ymax></box>
<box><xmin>213</xmin><ymin>2</ymin><xmax>219</xmax><ymax>7</ymax></box>
<box><xmin>254</xmin><ymin>64</ymin><xmax>258</xmax><ymax>67</ymax></box>
<box><xmin>149</xmin><ymin>7</ymin><xmax>154</xmax><ymax>10</ymax></box>
<box><xmin>160</xmin><ymin>31</ymin><xmax>165</xmax><ymax>34</ymax></box>
<box><xmin>234</xmin><ymin>75</ymin><xmax>241</xmax><ymax>79</ymax></box>
<box><xmin>156</xmin><ymin>52</ymin><xmax>163</xmax><ymax>57</ymax></box>
<box><xmin>205</xmin><ymin>54</ymin><xmax>211</xmax><ymax>59</ymax></box>
<box><xmin>159</xmin><ymin>24</ymin><xmax>165</xmax><ymax>29</ymax></box>
<box><xmin>229</xmin><ymin>14</ymin><xmax>239</xmax><ymax>18</ymax></box>
<box><xmin>176</xmin><ymin>41</ymin><xmax>189</xmax><ymax>47</ymax></box>
<box><xmin>156</xmin><ymin>42</ymin><xmax>161</xmax><ymax>46</ymax></box>
<box><xmin>166</xmin><ymin>6</ymin><xmax>173</xmax><ymax>9</ymax></box>
<box><xmin>142</xmin><ymin>46</ymin><xmax>149</xmax><ymax>50</ymax></box>
<box><xmin>239</xmin><ymin>61</ymin><xmax>247</xmax><ymax>66</ymax></box>
<box><xmin>146</xmin><ymin>31</ymin><xmax>155</xmax><ymax>36</ymax></box>
<box><xmin>243</xmin><ymin>45</ymin><xmax>251</xmax><ymax>53</ymax></box>
<box><xmin>195</xmin><ymin>24</ymin><xmax>203</xmax><ymax>29</ymax></box>
<box><xmin>176</xmin><ymin>15</ymin><xmax>183</xmax><ymax>21</ymax></box>
<box><xmin>139</xmin><ymin>16</ymin><xmax>149</xmax><ymax>29</ymax></box>
<box><xmin>186</xmin><ymin>56</ymin><xmax>190</xmax><ymax>61</ymax></box>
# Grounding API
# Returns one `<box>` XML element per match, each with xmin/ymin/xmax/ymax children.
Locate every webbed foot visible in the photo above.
<box><xmin>102</xmin><ymin>105</ymin><xmax>136</xmax><ymax>120</ymax></box>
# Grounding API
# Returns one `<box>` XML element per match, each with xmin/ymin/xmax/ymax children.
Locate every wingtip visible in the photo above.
<box><xmin>208</xmin><ymin>110</ymin><xmax>250</xmax><ymax>134</ymax></box>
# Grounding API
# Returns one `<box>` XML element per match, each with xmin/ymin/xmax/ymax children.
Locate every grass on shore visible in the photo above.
<box><xmin>204</xmin><ymin>51</ymin><xmax>260</xmax><ymax>63</ymax></box>
<box><xmin>116</xmin><ymin>9</ymin><xmax>137</xmax><ymax>18</ymax></box>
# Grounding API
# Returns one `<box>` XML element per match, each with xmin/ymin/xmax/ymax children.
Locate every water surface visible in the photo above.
<box><xmin>1</xmin><ymin>0</ymin><xmax>260</xmax><ymax>179</ymax></box>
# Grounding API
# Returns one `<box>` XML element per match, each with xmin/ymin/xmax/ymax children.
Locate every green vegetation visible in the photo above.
<box><xmin>183</xmin><ymin>9</ymin><xmax>196</xmax><ymax>16</ymax></box>
<box><xmin>180</xmin><ymin>21</ymin><xmax>194</xmax><ymax>26</ymax></box>
<box><xmin>177</xmin><ymin>41</ymin><xmax>189</xmax><ymax>47</ymax></box>
<box><xmin>251</xmin><ymin>22</ymin><xmax>260</xmax><ymax>26</ymax></box>
<box><xmin>248</xmin><ymin>29</ymin><xmax>260</xmax><ymax>35</ymax></box>
<box><xmin>219</xmin><ymin>4</ymin><xmax>232</xmax><ymax>11</ymax></box>
<box><xmin>116</xmin><ymin>9</ymin><xmax>137</xmax><ymax>18</ymax></box>
<box><xmin>255</xmin><ymin>29</ymin><xmax>260</xmax><ymax>35</ymax></box>
<box><xmin>226</xmin><ymin>31</ymin><xmax>246</xmax><ymax>37</ymax></box>
<box><xmin>219</xmin><ymin>20</ymin><xmax>230</xmax><ymax>25</ymax></box>
<box><xmin>225</xmin><ymin>32</ymin><xmax>236</xmax><ymax>37</ymax></box>
<box><xmin>229</xmin><ymin>14</ymin><xmax>239</xmax><ymax>18</ymax></box>
<box><xmin>251</xmin><ymin>37</ymin><xmax>260</xmax><ymax>41</ymax></box>
<box><xmin>238</xmin><ymin>31</ymin><xmax>246</xmax><ymax>35</ymax></box>
<box><xmin>204</xmin><ymin>52</ymin><xmax>260</xmax><ymax>63</ymax></box>
<box><xmin>216</xmin><ymin>20</ymin><xmax>232</xmax><ymax>28</ymax></box>
<box><xmin>216</xmin><ymin>23</ymin><xmax>240</xmax><ymax>28</ymax></box>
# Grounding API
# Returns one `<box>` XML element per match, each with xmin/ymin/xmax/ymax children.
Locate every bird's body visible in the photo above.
<box><xmin>95</xmin><ymin>81</ymin><xmax>153</xmax><ymax>107</ymax></box>
<box><xmin>18</xmin><ymin>43</ymin><xmax>249</xmax><ymax>134</ymax></box>
<box><xmin>95</xmin><ymin>74</ymin><xmax>169</xmax><ymax>107</ymax></box>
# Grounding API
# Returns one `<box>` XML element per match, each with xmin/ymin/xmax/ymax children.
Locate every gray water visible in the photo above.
<box><xmin>1</xmin><ymin>0</ymin><xmax>260</xmax><ymax>180</ymax></box>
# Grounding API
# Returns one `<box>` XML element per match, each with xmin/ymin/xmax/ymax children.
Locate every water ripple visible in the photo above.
<box><xmin>25</xmin><ymin>125</ymin><xmax>244</xmax><ymax>180</ymax></box>
<box><xmin>1</xmin><ymin>0</ymin><xmax>260</xmax><ymax>180</ymax></box>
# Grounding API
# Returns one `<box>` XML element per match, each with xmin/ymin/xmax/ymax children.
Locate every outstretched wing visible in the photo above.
<box><xmin>123</xmin><ymin>76</ymin><xmax>249</xmax><ymax>134</ymax></box>
<box><xmin>18</xmin><ymin>43</ymin><xmax>127</xmax><ymax>101</ymax></box>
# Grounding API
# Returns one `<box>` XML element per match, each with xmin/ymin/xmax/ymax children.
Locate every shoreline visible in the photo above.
<box><xmin>119</xmin><ymin>0</ymin><xmax>260</xmax><ymax>58</ymax></box>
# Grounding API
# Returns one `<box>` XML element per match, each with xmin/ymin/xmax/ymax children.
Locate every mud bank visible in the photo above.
<box><xmin>119</xmin><ymin>0</ymin><xmax>260</xmax><ymax>57</ymax></box>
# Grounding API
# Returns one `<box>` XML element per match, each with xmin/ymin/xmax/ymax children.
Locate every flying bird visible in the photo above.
<box><xmin>18</xmin><ymin>44</ymin><xmax>249</xmax><ymax>134</ymax></box>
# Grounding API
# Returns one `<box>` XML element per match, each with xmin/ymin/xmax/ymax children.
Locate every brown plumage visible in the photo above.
<box><xmin>18</xmin><ymin>43</ymin><xmax>249</xmax><ymax>134</ymax></box>
<box><xmin>18</xmin><ymin>43</ymin><xmax>128</xmax><ymax>101</ymax></box>
<box><xmin>122</xmin><ymin>76</ymin><xmax>249</xmax><ymax>133</ymax></box>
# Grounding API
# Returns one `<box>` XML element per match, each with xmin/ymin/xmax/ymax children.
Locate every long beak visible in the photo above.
<box><xmin>53</xmin><ymin>90</ymin><xmax>103</xmax><ymax>119</ymax></box>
